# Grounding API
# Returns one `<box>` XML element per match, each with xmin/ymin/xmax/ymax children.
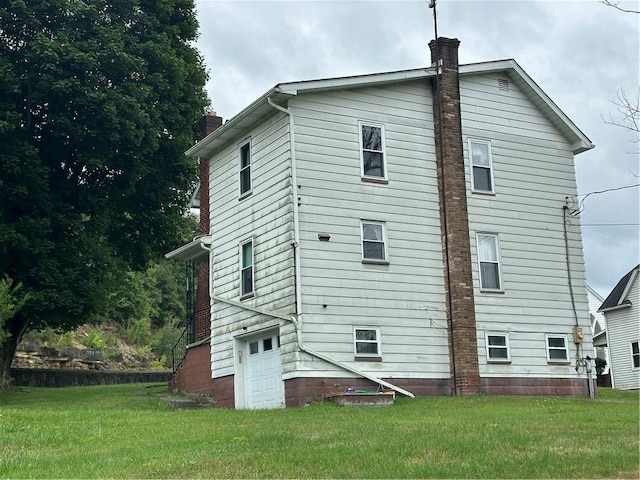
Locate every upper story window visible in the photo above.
<box><xmin>354</xmin><ymin>327</ymin><xmax>381</xmax><ymax>359</ymax></box>
<box><xmin>239</xmin><ymin>139</ymin><xmax>252</xmax><ymax>198</ymax></box>
<box><xmin>240</xmin><ymin>239</ymin><xmax>254</xmax><ymax>298</ymax></box>
<box><xmin>477</xmin><ymin>233</ymin><xmax>502</xmax><ymax>291</ymax></box>
<box><xmin>632</xmin><ymin>341</ymin><xmax>639</xmax><ymax>368</ymax></box>
<box><xmin>359</xmin><ymin>122</ymin><xmax>387</xmax><ymax>181</ymax></box>
<box><xmin>469</xmin><ymin>139</ymin><xmax>494</xmax><ymax>193</ymax></box>
<box><xmin>546</xmin><ymin>335</ymin><xmax>569</xmax><ymax>363</ymax></box>
<box><xmin>486</xmin><ymin>332</ymin><xmax>511</xmax><ymax>363</ymax></box>
<box><xmin>361</xmin><ymin>221</ymin><xmax>388</xmax><ymax>264</ymax></box>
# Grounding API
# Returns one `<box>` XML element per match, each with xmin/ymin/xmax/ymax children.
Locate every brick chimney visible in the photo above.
<box><xmin>193</xmin><ymin>111</ymin><xmax>223</xmax><ymax>342</ymax></box>
<box><xmin>429</xmin><ymin>38</ymin><xmax>481</xmax><ymax>395</ymax></box>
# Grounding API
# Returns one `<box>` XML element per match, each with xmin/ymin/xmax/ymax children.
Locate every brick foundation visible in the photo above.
<box><xmin>480</xmin><ymin>377</ymin><xmax>593</xmax><ymax>397</ymax></box>
<box><xmin>171</xmin><ymin>343</ymin><xmax>214</xmax><ymax>395</ymax></box>
<box><xmin>284</xmin><ymin>377</ymin><xmax>451</xmax><ymax>407</ymax></box>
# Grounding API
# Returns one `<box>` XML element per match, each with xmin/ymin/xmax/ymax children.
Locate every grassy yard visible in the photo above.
<box><xmin>0</xmin><ymin>384</ymin><xmax>638</xmax><ymax>479</ymax></box>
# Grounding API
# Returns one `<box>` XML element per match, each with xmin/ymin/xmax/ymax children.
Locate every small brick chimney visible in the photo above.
<box><xmin>429</xmin><ymin>38</ymin><xmax>481</xmax><ymax>395</ymax></box>
<box><xmin>193</xmin><ymin>111</ymin><xmax>223</xmax><ymax>342</ymax></box>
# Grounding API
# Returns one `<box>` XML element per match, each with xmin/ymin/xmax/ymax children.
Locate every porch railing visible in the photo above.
<box><xmin>171</xmin><ymin>326</ymin><xmax>190</xmax><ymax>373</ymax></box>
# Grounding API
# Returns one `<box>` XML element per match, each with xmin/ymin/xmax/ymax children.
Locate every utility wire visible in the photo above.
<box><xmin>568</xmin><ymin>183</ymin><xmax>640</xmax><ymax>215</ymax></box>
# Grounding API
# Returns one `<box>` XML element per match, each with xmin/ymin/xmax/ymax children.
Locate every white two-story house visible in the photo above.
<box><xmin>167</xmin><ymin>37</ymin><xmax>595</xmax><ymax>408</ymax></box>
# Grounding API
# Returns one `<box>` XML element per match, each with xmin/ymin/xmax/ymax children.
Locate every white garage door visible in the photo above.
<box><xmin>245</xmin><ymin>333</ymin><xmax>284</xmax><ymax>409</ymax></box>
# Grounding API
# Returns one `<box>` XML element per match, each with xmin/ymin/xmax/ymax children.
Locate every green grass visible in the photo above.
<box><xmin>0</xmin><ymin>384</ymin><xmax>638</xmax><ymax>478</ymax></box>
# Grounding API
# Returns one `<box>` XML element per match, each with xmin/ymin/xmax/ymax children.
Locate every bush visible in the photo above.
<box><xmin>150</xmin><ymin>325</ymin><xmax>182</xmax><ymax>360</ymax></box>
<box><xmin>126</xmin><ymin>318</ymin><xmax>152</xmax><ymax>346</ymax></box>
<box><xmin>82</xmin><ymin>331</ymin><xmax>106</xmax><ymax>350</ymax></box>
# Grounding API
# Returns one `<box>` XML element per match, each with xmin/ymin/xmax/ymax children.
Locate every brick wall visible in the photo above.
<box><xmin>193</xmin><ymin>113</ymin><xmax>222</xmax><ymax>342</ymax></box>
<box><xmin>429</xmin><ymin>38</ymin><xmax>481</xmax><ymax>395</ymax></box>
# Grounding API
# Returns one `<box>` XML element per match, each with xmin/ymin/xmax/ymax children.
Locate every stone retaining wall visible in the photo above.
<box><xmin>10</xmin><ymin>368</ymin><xmax>171</xmax><ymax>388</ymax></box>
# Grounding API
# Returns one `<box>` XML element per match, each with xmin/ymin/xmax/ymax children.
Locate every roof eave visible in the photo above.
<box><xmin>462</xmin><ymin>59</ymin><xmax>594</xmax><ymax>155</ymax></box>
<box><xmin>165</xmin><ymin>236</ymin><xmax>211</xmax><ymax>262</ymax></box>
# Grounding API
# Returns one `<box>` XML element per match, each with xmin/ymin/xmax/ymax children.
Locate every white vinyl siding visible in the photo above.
<box><xmin>605</xmin><ymin>273</ymin><xmax>639</xmax><ymax>389</ymax></box>
<box><xmin>209</xmin><ymin>111</ymin><xmax>296</xmax><ymax>379</ymax></box>
<box><xmin>462</xmin><ymin>73</ymin><xmax>589</xmax><ymax>380</ymax></box>
<box><xmin>291</xmin><ymin>80</ymin><xmax>450</xmax><ymax>380</ymax></box>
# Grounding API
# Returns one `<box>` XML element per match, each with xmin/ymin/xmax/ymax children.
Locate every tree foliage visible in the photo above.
<box><xmin>0</xmin><ymin>0</ymin><xmax>208</xmax><ymax>383</ymax></box>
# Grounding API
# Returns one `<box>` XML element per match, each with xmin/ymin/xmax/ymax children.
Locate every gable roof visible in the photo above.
<box><xmin>186</xmin><ymin>59</ymin><xmax>594</xmax><ymax>159</ymax></box>
<box><xmin>598</xmin><ymin>264</ymin><xmax>640</xmax><ymax>312</ymax></box>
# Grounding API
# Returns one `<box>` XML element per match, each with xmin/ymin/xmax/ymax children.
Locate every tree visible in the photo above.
<box><xmin>0</xmin><ymin>0</ymin><xmax>208</xmax><ymax>384</ymax></box>
<box><xmin>601</xmin><ymin>1</ymin><xmax>639</xmax><ymax>138</ymax></box>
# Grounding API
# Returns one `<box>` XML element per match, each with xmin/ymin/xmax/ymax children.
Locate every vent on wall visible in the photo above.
<box><xmin>498</xmin><ymin>79</ymin><xmax>510</xmax><ymax>92</ymax></box>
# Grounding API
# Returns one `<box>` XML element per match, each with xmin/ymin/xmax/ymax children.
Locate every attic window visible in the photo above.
<box><xmin>498</xmin><ymin>79</ymin><xmax>510</xmax><ymax>92</ymax></box>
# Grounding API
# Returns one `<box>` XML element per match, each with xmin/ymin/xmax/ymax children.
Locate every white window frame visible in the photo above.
<box><xmin>631</xmin><ymin>341</ymin><xmax>639</xmax><ymax>369</ymax></box>
<box><xmin>485</xmin><ymin>332</ymin><xmax>511</xmax><ymax>363</ymax></box>
<box><xmin>361</xmin><ymin>221</ymin><xmax>388</xmax><ymax>264</ymax></box>
<box><xmin>469</xmin><ymin>138</ymin><xmax>495</xmax><ymax>194</ymax></box>
<box><xmin>353</xmin><ymin>327</ymin><xmax>381</xmax><ymax>359</ymax></box>
<box><xmin>545</xmin><ymin>334</ymin><xmax>569</xmax><ymax>363</ymax></box>
<box><xmin>476</xmin><ymin>233</ymin><xmax>503</xmax><ymax>292</ymax></box>
<box><xmin>239</xmin><ymin>238</ymin><xmax>254</xmax><ymax>299</ymax></box>
<box><xmin>359</xmin><ymin>121</ymin><xmax>387</xmax><ymax>181</ymax></box>
<box><xmin>238</xmin><ymin>138</ymin><xmax>252</xmax><ymax>199</ymax></box>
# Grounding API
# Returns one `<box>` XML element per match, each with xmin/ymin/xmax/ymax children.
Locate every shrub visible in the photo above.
<box><xmin>82</xmin><ymin>331</ymin><xmax>106</xmax><ymax>350</ymax></box>
<box><xmin>126</xmin><ymin>317</ymin><xmax>152</xmax><ymax>346</ymax></box>
<box><xmin>150</xmin><ymin>325</ymin><xmax>182</xmax><ymax>360</ymax></box>
<box><xmin>150</xmin><ymin>354</ymin><xmax>169</xmax><ymax>370</ymax></box>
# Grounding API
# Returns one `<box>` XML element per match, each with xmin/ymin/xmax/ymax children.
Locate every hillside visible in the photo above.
<box><xmin>12</xmin><ymin>322</ymin><xmax>173</xmax><ymax>372</ymax></box>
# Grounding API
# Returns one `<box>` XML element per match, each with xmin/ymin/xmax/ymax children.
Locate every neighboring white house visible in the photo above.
<box><xmin>588</xmin><ymin>285</ymin><xmax>610</xmax><ymax>375</ymax></box>
<box><xmin>167</xmin><ymin>38</ymin><xmax>595</xmax><ymax>408</ymax></box>
<box><xmin>598</xmin><ymin>265</ymin><xmax>640</xmax><ymax>390</ymax></box>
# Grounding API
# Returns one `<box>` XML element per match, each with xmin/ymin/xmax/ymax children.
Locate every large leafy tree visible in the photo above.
<box><xmin>0</xmin><ymin>0</ymin><xmax>208</xmax><ymax>384</ymax></box>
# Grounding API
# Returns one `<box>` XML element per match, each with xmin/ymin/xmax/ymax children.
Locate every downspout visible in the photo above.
<box><xmin>266</xmin><ymin>96</ymin><xmax>415</xmax><ymax>399</ymax></box>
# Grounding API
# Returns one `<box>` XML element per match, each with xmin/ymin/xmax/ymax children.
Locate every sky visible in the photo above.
<box><xmin>193</xmin><ymin>0</ymin><xmax>640</xmax><ymax>298</ymax></box>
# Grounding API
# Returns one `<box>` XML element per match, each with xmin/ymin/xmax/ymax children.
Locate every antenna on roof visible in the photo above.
<box><xmin>428</xmin><ymin>0</ymin><xmax>438</xmax><ymax>43</ymax></box>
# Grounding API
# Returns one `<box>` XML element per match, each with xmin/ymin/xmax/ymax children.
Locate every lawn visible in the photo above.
<box><xmin>0</xmin><ymin>384</ymin><xmax>638</xmax><ymax>479</ymax></box>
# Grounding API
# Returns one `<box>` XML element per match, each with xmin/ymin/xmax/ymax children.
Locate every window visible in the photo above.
<box><xmin>361</xmin><ymin>221</ymin><xmax>387</xmax><ymax>263</ymax></box>
<box><xmin>632</xmin><ymin>341</ymin><xmax>639</xmax><ymax>368</ymax></box>
<box><xmin>239</xmin><ymin>140</ymin><xmax>251</xmax><ymax>197</ymax></box>
<box><xmin>354</xmin><ymin>327</ymin><xmax>381</xmax><ymax>358</ymax></box>
<box><xmin>240</xmin><ymin>239</ymin><xmax>254</xmax><ymax>298</ymax></box>
<box><xmin>546</xmin><ymin>335</ymin><xmax>569</xmax><ymax>362</ymax></box>
<box><xmin>469</xmin><ymin>139</ymin><xmax>494</xmax><ymax>193</ymax></box>
<box><xmin>486</xmin><ymin>333</ymin><xmax>510</xmax><ymax>362</ymax></box>
<box><xmin>477</xmin><ymin>233</ymin><xmax>502</xmax><ymax>291</ymax></box>
<box><xmin>359</xmin><ymin>122</ymin><xmax>386</xmax><ymax>180</ymax></box>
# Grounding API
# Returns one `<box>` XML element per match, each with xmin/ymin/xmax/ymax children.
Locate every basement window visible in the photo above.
<box><xmin>546</xmin><ymin>335</ymin><xmax>569</xmax><ymax>363</ymax></box>
<box><xmin>486</xmin><ymin>333</ymin><xmax>511</xmax><ymax>363</ymax></box>
<box><xmin>354</xmin><ymin>327</ymin><xmax>381</xmax><ymax>360</ymax></box>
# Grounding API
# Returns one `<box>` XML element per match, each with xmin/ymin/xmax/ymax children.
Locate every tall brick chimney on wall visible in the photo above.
<box><xmin>193</xmin><ymin>112</ymin><xmax>223</xmax><ymax>342</ymax></box>
<box><xmin>429</xmin><ymin>38</ymin><xmax>481</xmax><ymax>395</ymax></box>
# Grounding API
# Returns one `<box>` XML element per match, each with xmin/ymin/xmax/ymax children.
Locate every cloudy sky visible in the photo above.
<box><xmin>193</xmin><ymin>0</ymin><xmax>639</xmax><ymax>298</ymax></box>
